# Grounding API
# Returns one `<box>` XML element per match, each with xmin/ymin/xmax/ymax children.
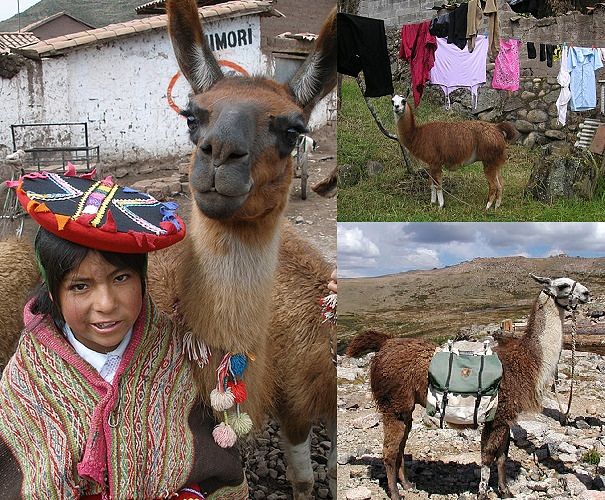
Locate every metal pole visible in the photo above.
<box><xmin>17</xmin><ymin>0</ymin><xmax>21</xmax><ymax>32</ymax></box>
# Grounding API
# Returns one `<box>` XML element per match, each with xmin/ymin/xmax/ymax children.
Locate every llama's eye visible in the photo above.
<box><xmin>187</xmin><ymin>115</ymin><xmax>198</xmax><ymax>131</ymax></box>
<box><xmin>285</xmin><ymin>128</ymin><xmax>300</xmax><ymax>146</ymax></box>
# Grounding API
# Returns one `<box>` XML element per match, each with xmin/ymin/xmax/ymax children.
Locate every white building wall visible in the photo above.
<box><xmin>0</xmin><ymin>16</ymin><xmax>283</xmax><ymax>165</ymax></box>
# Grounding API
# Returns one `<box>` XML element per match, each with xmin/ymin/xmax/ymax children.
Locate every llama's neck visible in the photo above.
<box><xmin>179</xmin><ymin>207</ymin><xmax>281</xmax><ymax>354</ymax></box>
<box><xmin>524</xmin><ymin>291</ymin><xmax>566</xmax><ymax>396</ymax></box>
<box><xmin>395</xmin><ymin>103</ymin><xmax>417</xmax><ymax>148</ymax></box>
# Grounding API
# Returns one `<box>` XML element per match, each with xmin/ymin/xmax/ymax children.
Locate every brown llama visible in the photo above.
<box><xmin>392</xmin><ymin>95</ymin><xmax>519</xmax><ymax>209</ymax></box>
<box><xmin>147</xmin><ymin>1</ymin><xmax>337</xmax><ymax>498</ymax></box>
<box><xmin>0</xmin><ymin>237</ymin><xmax>38</xmax><ymax>371</ymax></box>
<box><xmin>346</xmin><ymin>274</ymin><xmax>590</xmax><ymax>500</ymax></box>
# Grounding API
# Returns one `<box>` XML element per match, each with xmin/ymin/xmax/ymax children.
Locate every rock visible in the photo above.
<box><xmin>337</xmin><ymin>366</ymin><xmax>364</xmax><ymax>381</ymax></box>
<box><xmin>545</xmin><ymin>130</ymin><xmax>567</xmax><ymax>140</ymax></box>
<box><xmin>516</xmin><ymin>420</ymin><xmax>550</xmax><ymax>440</ymax></box>
<box><xmin>515</xmin><ymin>119</ymin><xmax>535</xmax><ymax>133</ymax></box>
<box><xmin>559</xmin><ymin>453</ymin><xmax>578</xmax><ymax>463</ymax></box>
<box><xmin>558</xmin><ymin>442</ymin><xmax>578</xmax><ymax>454</ymax></box>
<box><xmin>521</xmin><ymin>91</ymin><xmax>537</xmax><ymax>100</ymax></box>
<box><xmin>295</xmin><ymin>216</ymin><xmax>304</xmax><ymax>224</ymax></box>
<box><xmin>366</xmin><ymin>160</ymin><xmax>384</xmax><ymax>176</ymax></box>
<box><xmin>345</xmin><ymin>486</ymin><xmax>372</xmax><ymax>499</ymax></box>
<box><xmin>563</xmin><ymin>473</ymin><xmax>589</xmax><ymax>495</ymax></box>
<box><xmin>115</xmin><ymin>168</ymin><xmax>129</xmax><ymax>178</ymax></box>
<box><xmin>588</xmin><ymin>303</ymin><xmax>605</xmax><ymax>318</ymax></box>
<box><xmin>580</xmin><ymin>492</ymin><xmax>605</xmax><ymax>500</ymax></box>
<box><xmin>352</xmin><ymin>412</ymin><xmax>381</xmax><ymax>430</ymax></box>
<box><xmin>340</xmin><ymin>163</ymin><xmax>362</xmax><ymax>188</ymax></box>
<box><xmin>527</xmin><ymin>109</ymin><xmax>549</xmax><ymax>123</ymax></box>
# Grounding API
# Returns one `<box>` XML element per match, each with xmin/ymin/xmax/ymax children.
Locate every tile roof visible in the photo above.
<box><xmin>0</xmin><ymin>32</ymin><xmax>39</xmax><ymax>54</ymax></box>
<box><xmin>136</xmin><ymin>0</ymin><xmax>228</xmax><ymax>15</ymax></box>
<box><xmin>23</xmin><ymin>12</ymin><xmax>95</xmax><ymax>32</ymax></box>
<box><xmin>13</xmin><ymin>0</ymin><xmax>276</xmax><ymax>60</ymax></box>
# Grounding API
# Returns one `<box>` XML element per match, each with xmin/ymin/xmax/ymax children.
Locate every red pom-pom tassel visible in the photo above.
<box><xmin>227</xmin><ymin>380</ymin><xmax>247</xmax><ymax>404</ymax></box>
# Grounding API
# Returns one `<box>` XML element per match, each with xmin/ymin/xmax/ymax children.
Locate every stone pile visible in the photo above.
<box><xmin>337</xmin><ymin>337</ymin><xmax>605</xmax><ymax>499</ymax></box>
<box><xmin>244</xmin><ymin>419</ymin><xmax>333</xmax><ymax>499</ymax></box>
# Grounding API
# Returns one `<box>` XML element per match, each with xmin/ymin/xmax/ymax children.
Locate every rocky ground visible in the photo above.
<box><xmin>337</xmin><ymin>321</ymin><xmax>605</xmax><ymax>500</ymax></box>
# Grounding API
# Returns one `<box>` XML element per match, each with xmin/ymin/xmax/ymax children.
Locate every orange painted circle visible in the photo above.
<box><xmin>167</xmin><ymin>61</ymin><xmax>250</xmax><ymax>115</ymax></box>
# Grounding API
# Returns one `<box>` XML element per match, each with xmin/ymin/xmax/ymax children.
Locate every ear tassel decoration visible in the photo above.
<box><xmin>320</xmin><ymin>292</ymin><xmax>337</xmax><ymax>324</ymax></box>
<box><xmin>211</xmin><ymin>352</ymin><xmax>252</xmax><ymax>447</ymax></box>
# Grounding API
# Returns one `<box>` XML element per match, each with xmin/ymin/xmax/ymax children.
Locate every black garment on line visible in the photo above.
<box><xmin>337</xmin><ymin>13</ymin><xmax>394</xmax><ymax>97</ymax></box>
<box><xmin>447</xmin><ymin>3</ymin><xmax>469</xmax><ymax>51</ymax></box>
<box><xmin>539</xmin><ymin>43</ymin><xmax>554</xmax><ymax>67</ymax></box>
<box><xmin>429</xmin><ymin>14</ymin><xmax>449</xmax><ymax>38</ymax></box>
<box><xmin>527</xmin><ymin>42</ymin><xmax>536</xmax><ymax>59</ymax></box>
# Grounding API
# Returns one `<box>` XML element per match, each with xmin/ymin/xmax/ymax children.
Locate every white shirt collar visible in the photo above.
<box><xmin>63</xmin><ymin>323</ymin><xmax>133</xmax><ymax>383</ymax></box>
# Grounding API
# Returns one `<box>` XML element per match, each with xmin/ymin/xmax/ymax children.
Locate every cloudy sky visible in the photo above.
<box><xmin>338</xmin><ymin>223</ymin><xmax>605</xmax><ymax>278</ymax></box>
<box><xmin>0</xmin><ymin>0</ymin><xmax>41</xmax><ymax>24</ymax></box>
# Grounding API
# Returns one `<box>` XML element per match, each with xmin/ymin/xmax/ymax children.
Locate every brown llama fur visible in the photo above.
<box><xmin>393</xmin><ymin>96</ymin><xmax>519</xmax><ymax>209</ymax></box>
<box><xmin>347</xmin><ymin>278</ymin><xmax>588</xmax><ymax>500</ymax></box>
<box><xmin>0</xmin><ymin>237</ymin><xmax>39</xmax><ymax>371</ymax></box>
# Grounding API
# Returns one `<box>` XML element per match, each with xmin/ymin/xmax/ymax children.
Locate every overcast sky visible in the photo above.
<box><xmin>338</xmin><ymin>223</ymin><xmax>605</xmax><ymax>278</ymax></box>
<box><xmin>0</xmin><ymin>0</ymin><xmax>41</xmax><ymax>24</ymax></box>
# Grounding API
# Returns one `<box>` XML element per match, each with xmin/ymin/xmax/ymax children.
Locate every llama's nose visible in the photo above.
<box><xmin>199</xmin><ymin>136</ymin><xmax>249</xmax><ymax>168</ymax></box>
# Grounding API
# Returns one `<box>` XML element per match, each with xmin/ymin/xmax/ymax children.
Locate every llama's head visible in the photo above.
<box><xmin>167</xmin><ymin>0</ymin><xmax>336</xmax><ymax>221</ymax></box>
<box><xmin>530</xmin><ymin>273</ymin><xmax>590</xmax><ymax>310</ymax></box>
<box><xmin>392</xmin><ymin>95</ymin><xmax>407</xmax><ymax>116</ymax></box>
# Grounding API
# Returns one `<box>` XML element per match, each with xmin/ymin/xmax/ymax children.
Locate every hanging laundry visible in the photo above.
<box><xmin>447</xmin><ymin>3</ymin><xmax>469</xmax><ymax>50</ymax></box>
<box><xmin>429</xmin><ymin>14</ymin><xmax>449</xmax><ymax>38</ymax></box>
<box><xmin>429</xmin><ymin>35</ymin><xmax>489</xmax><ymax>109</ymax></box>
<box><xmin>540</xmin><ymin>44</ymin><xmax>555</xmax><ymax>67</ymax></box>
<box><xmin>466</xmin><ymin>0</ymin><xmax>483</xmax><ymax>53</ymax></box>
<box><xmin>527</xmin><ymin>42</ymin><xmax>537</xmax><ymax>59</ymax></box>
<box><xmin>552</xmin><ymin>45</ymin><xmax>562</xmax><ymax>62</ymax></box>
<box><xmin>492</xmin><ymin>39</ymin><xmax>521</xmax><ymax>92</ymax></box>
<box><xmin>399</xmin><ymin>20</ymin><xmax>437</xmax><ymax>107</ymax></box>
<box><xmin>568</xmin><ymin>47</ymin><xmax>604</xmax><ymax>112</ymax></box>
<box><xmin>483</xmin><ymin>0</ymin><xmax>500</xmax><ymax>60</ymax></box>
<box><xmin>556</xmin><ymin>45</ymin><xmax>571</xmax><ymax>126</ymax></box>
<box><xmin>337</xmin><ymin>13</ymin><xmax>394</xmax><ymax>97</ymax></box>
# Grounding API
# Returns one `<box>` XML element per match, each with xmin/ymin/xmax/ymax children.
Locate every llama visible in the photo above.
<box><xmin>147</xmin><ymin>1</ymin><xmax>337</xmax><ymax>498</ymax></box>
<box><xmin>392</xmin><ymin>94</ymin><xmax>519</xmax><ymax>209</ymax></box>
<box><xmin>0</xmin><ymin>238</ymin><xmax>38</xmax><ymax>371</ymax></box>
<box><xmin>346</xmin><ymin>274</ymin><xmax>590</xmax><ymax>499</ymax></box>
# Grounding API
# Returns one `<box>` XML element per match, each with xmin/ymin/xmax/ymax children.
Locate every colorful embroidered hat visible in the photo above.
<box><xmin>7</xmin><ymin>165</ymin><xmax>185</xmax><ymax>253</ymax></box>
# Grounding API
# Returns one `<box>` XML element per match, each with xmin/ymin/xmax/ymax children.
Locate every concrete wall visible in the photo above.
<box><xmin>1</xmin><ymin>14</ymin><xmax>335</xmax><ymax>169</ymax></box>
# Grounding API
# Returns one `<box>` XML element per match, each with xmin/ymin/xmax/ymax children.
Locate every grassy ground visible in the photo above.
<box><xmin>337</xmin><ymin>77</ymin><xmax>605</xmax><ymax>221</ymax></box>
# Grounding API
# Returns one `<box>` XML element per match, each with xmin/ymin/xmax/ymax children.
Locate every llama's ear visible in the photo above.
<box><xmin>166</xmin><ymin>0</ymin><xmax>223</xmax><ymax>94</ymax></box>
<box><xmin>288</xmin><ymin>8</ymin><xmax>336</xmax><ymax>116</ymax></box>
<box><xmin>529</xmin><ymin>273</ymin><xmax>551</xmax><ymax>286</ymax></box>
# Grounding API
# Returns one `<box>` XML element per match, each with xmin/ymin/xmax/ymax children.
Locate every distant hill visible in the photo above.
<box><xmin>339</xmin><ymin>255</ymin><xmax>605</xmax><ymax>343</ymax></box>
<box><xmin>0</xmin><ymin>0</ymin><xmax>144</xmax><ymax>33</ymax></box>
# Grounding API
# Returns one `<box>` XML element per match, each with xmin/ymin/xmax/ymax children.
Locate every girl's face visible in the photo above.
<box><xmin>58</xmin><ymin>251</ymin><xmax>143</xmax><ymax>353</ymax></box>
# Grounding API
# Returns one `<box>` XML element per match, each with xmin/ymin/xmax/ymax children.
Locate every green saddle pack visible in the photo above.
<box><xmin>426</xmin><ymin>340</ymin><xmax>503</xmax><ymax>427</ymax></box>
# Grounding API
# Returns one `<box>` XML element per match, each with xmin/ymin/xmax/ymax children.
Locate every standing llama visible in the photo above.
<box><xmin>347</xmin><ymin>274</ymin><xmax>590</xmax><ymax>499</ymax></box>
<box><xmin>392</xmin><ymin>95</ymin><xmax>519</xmax><ymax>209</ymax></box>
<box><xmin>147</xmin><ymin>1</ymin><xmax>338</xmax><ymax>498</ymax></box>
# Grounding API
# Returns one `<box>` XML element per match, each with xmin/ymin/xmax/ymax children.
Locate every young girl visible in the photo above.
<box><xmin>0</xmin><ymin>170</ymin><xmax>248</xmax><ymax>499</ymax></box>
